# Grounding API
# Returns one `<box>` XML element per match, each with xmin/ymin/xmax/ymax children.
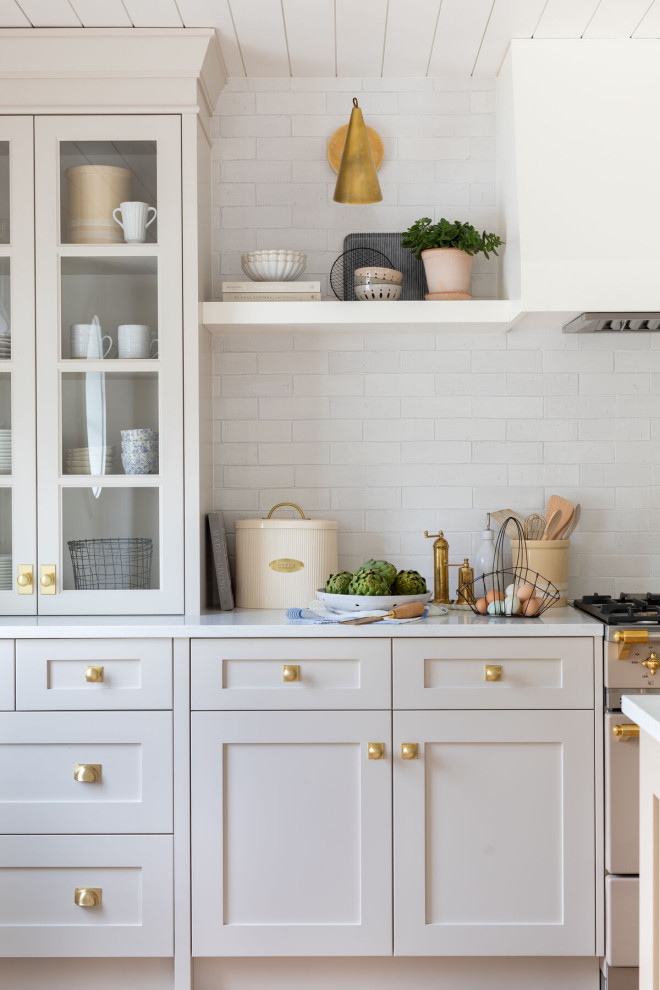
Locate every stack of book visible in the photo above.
<box><xmin>222</xmin><ymin>281</ymin><xmax>321</xmax><ymax>302</ymax></box>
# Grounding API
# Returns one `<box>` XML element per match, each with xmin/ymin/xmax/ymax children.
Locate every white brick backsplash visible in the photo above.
<box><xmin>210</xmin><ymin>78</ymin><xmax>659</xmax><ymax>595</ymax></box>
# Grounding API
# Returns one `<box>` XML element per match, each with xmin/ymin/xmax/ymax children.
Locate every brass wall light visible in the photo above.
<box><xmin>328</xmin><ymin>98</ymin><xmax>383</xmax><ymax>204</ymax></box>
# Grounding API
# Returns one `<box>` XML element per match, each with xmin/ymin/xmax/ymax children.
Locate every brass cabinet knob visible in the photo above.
<box><xmin>368</xmin><ymin>742</ymin><xmax>385</xmax><ymax>760</ymax></box>
<box><xmin>401</xmin><ymin>742</ymin><xmax>418</xmax><ymax>760</ymax></box>
<box><xmin>484</xmin><ymin>664</ymin><xmax>502</xmax><ymax>682</ymax></box>
<box><xmin>85</xmin><ymin>665</ymin><xmax>104</xmax><ymax>683</ymax></box>
<box><xmin>643</xmin><ymin>652</ymin><xmax>660</xmax><ymax>675</ymax></box>
<box><xmin>282</xmin><ymin>664</ymin><xmax>300</xmax><ymax>682</ymax></box>
<box><xmin>74</xmin><ymin>763</ymin><xmax>101</xmax><ymax>782</ymax></box>
<box><xmin>40</xmin><ymin>574</ymin><xmax>52</xmax><ymax>587</ymax></box>
<box><xmin>16</xmin><ymin>573</ymin><xmax>30</xmax><ymax>587</ymax></box>
<box><xmin>613</xmin><ymin>724</ymin><xmax>640</xmax><ymax>740</ymax></box>
<box><xmin>74</xmin><ymin>887</ymin><xmax>101</xmax><ymax>907</ymax></box>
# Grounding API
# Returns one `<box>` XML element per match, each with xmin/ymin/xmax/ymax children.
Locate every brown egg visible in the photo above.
<box><xmin>486</xmin><ymin>589</ymin><xmax>505</xmax><ymax>604</ymax></box>
<box><xmin>475</xmin><ymin>597</ymin><xmax>488</xmax><ymax>614</ymax></box>
<box><xmin>516</xmin><ymin>583</ymin><xmax>535</xmax><ymax>602</ymax></box>
<box><xmin>522</xmin><ymin>597</ymin><xmax>542</xmax><ymax>616</ymax></box>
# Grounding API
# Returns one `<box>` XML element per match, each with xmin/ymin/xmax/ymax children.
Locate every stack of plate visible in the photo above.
<box><xmin>0</xmin><ymin>430</ymin><xmax>11</xmax><ymax>474</ymax></box>
<box><xmin>0</xmin><ymin>554</ymin><xmax>11</xmax><ymax>591</ymax></box>
<box><xmin>64</xmin><ymin>445</ymin><xmax>114</xmax><ymax>475</ymax></box>
<box><xmin>0</xmin><ymin>332</ymin><xmax>11</xmax><ymax>360</ymax></box>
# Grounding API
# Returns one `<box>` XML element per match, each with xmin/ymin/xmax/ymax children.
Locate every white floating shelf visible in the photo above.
<box><xmin>202</xmin><ymin>299</ymin><xmax>521</xmax><ymax>332</ymax></box>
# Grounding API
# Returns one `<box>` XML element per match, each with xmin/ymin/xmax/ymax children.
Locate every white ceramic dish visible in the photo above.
<box><xmin>354</xmin><ymin>283</ymin><xmax>402</xmax><ymax>301</ymax></box>
<box><xmin>316</xmin><ymin>589</ymin><xmax>432</xmax><ymax>612</ymax></box>
<box><xmin>241</xmin><ymin>250</ymin><xmax>307</xmax><ymax>282</ymax></box>
<box><xmin>354</xmin><ymin>266</ymin><xmax>403</xmax><ymax>284</ymax></box>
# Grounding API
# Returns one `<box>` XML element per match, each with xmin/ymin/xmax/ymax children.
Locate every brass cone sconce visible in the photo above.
<box><xmin>329</xmin><ymin>98</ymin><xmax>383</xmax><ymax>205</ymax></box>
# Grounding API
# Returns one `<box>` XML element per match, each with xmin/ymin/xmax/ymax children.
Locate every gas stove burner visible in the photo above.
<box><xmin>574</xmin><ymin>592</ymin><xmax>660</xmax><ymax>625</ymax></box>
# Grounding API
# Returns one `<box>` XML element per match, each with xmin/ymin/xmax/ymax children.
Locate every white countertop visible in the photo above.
<box><xmin>0</xmin><ymin>606</ymin><xmax>602</xmax><ymax>638</ymax></box>
<box><xmin>622</xmin><ymin>695</ymin><xmax>660</xmax><ymax>743</ymax></box>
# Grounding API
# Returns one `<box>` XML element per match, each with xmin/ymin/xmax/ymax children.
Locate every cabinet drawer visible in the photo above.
<box><xmin>16</xmin><ymin>639</ymin><xmax>172</xmax><ymax>710</ymax></box>
<box><xmin>393</xmin><ymin>638</ymin><xmax>594</xmax><ymax>709</ymax></box>
<box><xmin>191</xmin><ymin>639</ymin><xmax>390</xmax><ymax>710</ymax></box>
<box><xmin>0</xmin><ymin>641</ymin><xmax>13</xmax><ymax>710</ymax></box>
<box><xmin>0</xmin><ymin>712</ymin><xmax>172</xmax><ymax>833</ymax></box>
<box><xmin>605</xmin><ymin>876</ymin><xmax>638</xmax><ymax>967</ymax></box>
<box><xmin>0</xmin><ymin>834</ymin><xmax>172</xmax><ymax>957</ymax></box>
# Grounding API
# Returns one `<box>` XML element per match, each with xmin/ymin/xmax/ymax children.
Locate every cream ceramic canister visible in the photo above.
<box><xmin>234</xmin><ymin>503</ymin><xmax>338</xmax><ymax>609</ymax></box>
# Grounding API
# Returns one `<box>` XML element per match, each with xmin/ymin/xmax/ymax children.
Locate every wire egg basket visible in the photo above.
<box><xmin>459</xmin><ymin>516</ymin><xmax>560</xmax><ymax>618</ymax></box>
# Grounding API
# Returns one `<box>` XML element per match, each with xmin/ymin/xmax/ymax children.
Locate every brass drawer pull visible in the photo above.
<box><xmin>484</xmin><ymin>664</ymin><xmax>502</xmax><ymax>682</ymax></box>
<box><xmin>613</xmin><ymin>724</ymin><xmax>640</xmax><ymax>740</ymax></box>
<box><xmin>75</xmin><ymin>887</ymin><xmax>101</xmax><ymax>907</ymax></box>
<box><xmin>85</xmin><ymin>665</ymin><xmax>104</xmax><ymax>683</ymax></box>
<box><xmin>401</xmin><ymin>742</ymin><xmax>418</xmax><ymax>760</ymax></box>
<box><xmin>368</xmin><ymin>742</ymin><xmax>385</xmax><ymax>760</ymax></box>
<box><xmin>282</xmin><ymin>664</ymin><xmax>300</xmax><ymax>682</ymax></box>
<box><xmin>74</xmin><ymin>763</ymin><xmax>101</xmax><ymax>783</ymax></box>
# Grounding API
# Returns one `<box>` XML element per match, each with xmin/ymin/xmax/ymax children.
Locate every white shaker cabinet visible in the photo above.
<box><xmin>191</xmin><ymin>709</ymin><xmax>392</xmax><ymax>957</ymax></box>
<box><xmin>393</xmin><ymin>708</ymin><xmax>596</xmax><ymax>957</ymax></box>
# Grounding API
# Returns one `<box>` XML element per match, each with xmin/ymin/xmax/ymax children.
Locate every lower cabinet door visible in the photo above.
<box><xmin>0</xmin><ymin>834</ymin><xmax>173</xmax><ymax>957</ymax></box>
<box><xmin>393</xmin><ymin>709</ymin><xmax>595</xmax><ymax>956</ymax></box>
<box><xmin>191</xmin><ymin>710</ymin><xmax>392</xmax><ymax>956</ymax></box>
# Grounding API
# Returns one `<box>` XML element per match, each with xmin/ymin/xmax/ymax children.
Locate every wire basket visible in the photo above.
<box><xmin>459</xmin><ymin>516</ymin><xmax>560</xmax><ymax>618</ymax></box>
<box><xmin>68</xmin><ymin>538</ymin><xmax>153</xmax><ymax>590</ymax></box>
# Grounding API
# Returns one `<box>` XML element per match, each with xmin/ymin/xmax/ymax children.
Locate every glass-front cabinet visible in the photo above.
<box><xmin>0</xmin><ymin>114</ymin><xmax>183</xmax><ymax>614</ymax></box>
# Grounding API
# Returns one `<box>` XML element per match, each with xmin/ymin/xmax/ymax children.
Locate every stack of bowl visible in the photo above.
<box><xmin>353</xmin><ymin>266</ymin><xmax>403</xmax><ymax>300</ymax></box>
<box><xmin>65</xmin><ymin>445</ymin><xmax>114</xmax><ymax>475</ymax></box>
<box><xmin>121</xmin><ymin>428</ymin><xmax>159</xmax><ymax>475</ymax></box>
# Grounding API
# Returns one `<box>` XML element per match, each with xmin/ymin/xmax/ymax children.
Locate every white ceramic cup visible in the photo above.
<box><xmin>112</xmin><ymin>201</ymin><xmax>157</xmax><ymax>244</ymax></box>
<box><xmin>70</xmin><ymin>323</ymin><xmax>112</xmax><ymax>359</ymax></box>
<box><xmin>118</xmin><ymin>324</ymin><xmax>158</xmax><ymax>359</ymax></box>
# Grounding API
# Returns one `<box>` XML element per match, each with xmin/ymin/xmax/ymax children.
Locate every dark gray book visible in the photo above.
<box><xmin>207</xmin><ymin>512</ymin><xmax>234</xmax><ymax>611</ymax></box>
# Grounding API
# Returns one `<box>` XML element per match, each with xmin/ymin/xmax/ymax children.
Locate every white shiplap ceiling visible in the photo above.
<box><xmin>2</xmin><ymin>0</ymin><xmax>660</xmax><ymax>76</ymax></box>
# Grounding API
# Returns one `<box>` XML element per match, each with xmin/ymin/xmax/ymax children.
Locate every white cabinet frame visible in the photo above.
<box><xmin>34</xmin><ymin>114</ymin><xmax>184</xmax><ymax>614</ymax></box>
<box><xmin>0</xmin><ymin>117</ymin><xmax>36</xmax><ymax>615</ymax></box>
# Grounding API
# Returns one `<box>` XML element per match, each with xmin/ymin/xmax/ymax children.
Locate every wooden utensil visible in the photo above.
<box><xmin>543</xmin><ymin>507</ymin><xmax>574</xmax><ymax>540</ymax></box>
<box><xmin>562</xmin><ymin>503</ymin><xmax>581</xmax><ymax>539</ymax></box>
<box><xmin>345</xmin><ymin>602</ymin><xmax>425</xmax><ymax>625</ymax></box>
<box><xmin>544</xmin><ymin>494</ymin><xmax>574</xmax><ymax>527</ymax></box>
<box><xmin>524</xmin><ymin>513</ymin><xmax>546</xmax><ymax>540</ymax></box>
<box><xmin>553</xmin><ymin>507</ymin><xmax>575</xmax><ymax>540</ymax></box>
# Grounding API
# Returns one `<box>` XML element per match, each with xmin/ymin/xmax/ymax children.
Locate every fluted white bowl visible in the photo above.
<box><xmin>241</xmin><ymin>250</ymin><xmax>307</xmax><ymax>282</ymax></box>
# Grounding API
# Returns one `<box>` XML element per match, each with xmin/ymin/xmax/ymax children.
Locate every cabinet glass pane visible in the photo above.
<box><xmin>0</xmin><ymin>258</ymin><xmax>9</xmax><ymax>358</ymax></box>
<box><xmin>62</xmin><ymin>487</ymin><xmax>160</xmax><ymax>591</ymax></box>
<box><xmin>62</xmin><ymin>371</ymin><xmax>159</xmax><ymax>475</ymax></box>
<box><xmin>60</xmin><ymin>141</ymin><xmax>157</xmax><ymax>245</ymax></box>
<box><xmin>61</xmin><ymin>257</ymin><xmax>158</xmax><ymax>360</ymax></box>
<box><xmin>0</xmin><ymin>142</ymin><xmax>8</xmax><ymax>244</ymax></box>
<box><xmin>0</xmin><ymin>373</ymin><xmax>10</xmax><ymax>476</ymax></box>
<box><xmin>0</xmin><ymin>487</ymin><xmax>10</xmax><ymax>590</ymax></box>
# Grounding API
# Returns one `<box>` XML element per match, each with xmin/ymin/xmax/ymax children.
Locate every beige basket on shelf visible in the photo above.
<box><xmin>65</xmin><ymin>165</ymin><xmax>131</xmax><ymax>244</ymax></box>
<box><xmin>511</xmin><ymin>539</ymin><xmax>570</xmax><ymax>607</ymax></box>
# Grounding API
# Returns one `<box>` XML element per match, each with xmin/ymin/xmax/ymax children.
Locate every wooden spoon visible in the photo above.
<box><xmin>561</xmin><ymin>503</ymin><xmax>581</xmax><ymax>539</ymax></box>
<box><xmin>542</xmin><ymin>509</ymin><xmax>561</xmax><ymax>540</ymax></box>
<box><xmin>544</xmin><ymin>507</ymin><xmax>573</xmax><ymax>540</ymax></box>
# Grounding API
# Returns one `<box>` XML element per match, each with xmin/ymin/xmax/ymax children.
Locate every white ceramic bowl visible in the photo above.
<box><xmin>354</xmin><ymin>283</ymin><xmax>402</xmax><ymax>301</ymax></box>
<box><xmin>241</xmin><ymin>250</ymin><xmax>307</xmax><ymax>282</ymax></box>
<box><xmin>316</xmin><ymin>589</ymin><xmax>431</xmax><ymax>612</ymax></box>
<box><xmin>354</xmin><ymin>266</ymin><xmax>403</xmax><ymax>284</ymax></box>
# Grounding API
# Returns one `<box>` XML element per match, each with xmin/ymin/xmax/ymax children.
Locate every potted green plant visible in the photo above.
<box><xmin>401</xmin><ymin>217</ymin><xmax>503</xmax><ymax>299</ymax></box>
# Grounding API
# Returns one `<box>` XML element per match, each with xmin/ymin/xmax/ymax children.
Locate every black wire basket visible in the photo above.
<box><xmin>68</xmin><ymin>537</ymin><xmax>153</xmax><ymax>590</ymax></box>
<box><xmin>459</xmin><ymin>516</ymin><xmax>560</xmax><ymax>618</ymax></box>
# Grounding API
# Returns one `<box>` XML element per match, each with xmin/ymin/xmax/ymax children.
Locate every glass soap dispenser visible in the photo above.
<box><xmin>475</xmin><ymin>513</ymin><xmax>496</xmax><ymax>593</ymax></box>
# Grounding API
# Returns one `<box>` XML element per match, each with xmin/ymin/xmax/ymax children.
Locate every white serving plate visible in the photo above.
<box><xmin>316</xmin><ymin>589</ymin><xmax>432</xmax><ymax>612</ymax></box>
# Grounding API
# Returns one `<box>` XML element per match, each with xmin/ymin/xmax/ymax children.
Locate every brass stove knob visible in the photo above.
<box><xmin>643</xmin><ymin>651</ymin><xmax>660</xmax><ymax>675</ymax></box>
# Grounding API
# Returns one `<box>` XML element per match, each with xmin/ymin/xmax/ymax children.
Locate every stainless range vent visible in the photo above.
<box><xmin>563</xmin><ymin>312</ymin><xmax>660</xmax><ymax>333</ymax></box>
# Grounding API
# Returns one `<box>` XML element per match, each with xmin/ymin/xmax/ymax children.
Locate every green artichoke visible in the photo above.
<box><xmin>348</xmin><ymin>568</ymin><xmax>391</xmax><ymax>596</ymax></box>
<box><xmin>356</xmin><ymin>559</ymin><xmax>397</xmax><ymax>588</ymax></box>
<box><xmin>324</xmin><ymin>571</ymin><xmax>353</xmax><ymax>595</ymax></box>
<box><xmin>393</xmin><ymin>570</ymin><xmax>427</xmax><ymax>595</ymax></box>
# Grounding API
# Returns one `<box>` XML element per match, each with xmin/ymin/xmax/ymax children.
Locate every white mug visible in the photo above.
<box><xmin>118</xmin><ymin>324</ymin><xmax>158</xmax><ymax>359</ymax></box>
<box><xmin>70</xmin><ymin>323</ymin><xmax>112</xmax><ymax>359</ymax></box>
<box><xmin>112</xmin><ymin>201</ymin><xmax>157</xmax><ymax>244</ymax></box>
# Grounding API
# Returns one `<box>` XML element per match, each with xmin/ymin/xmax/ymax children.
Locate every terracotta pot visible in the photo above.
<box><xmin>421</xmin><ymin>247</ymin><xmax>473</xmax><ymax>299</ymax></box>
